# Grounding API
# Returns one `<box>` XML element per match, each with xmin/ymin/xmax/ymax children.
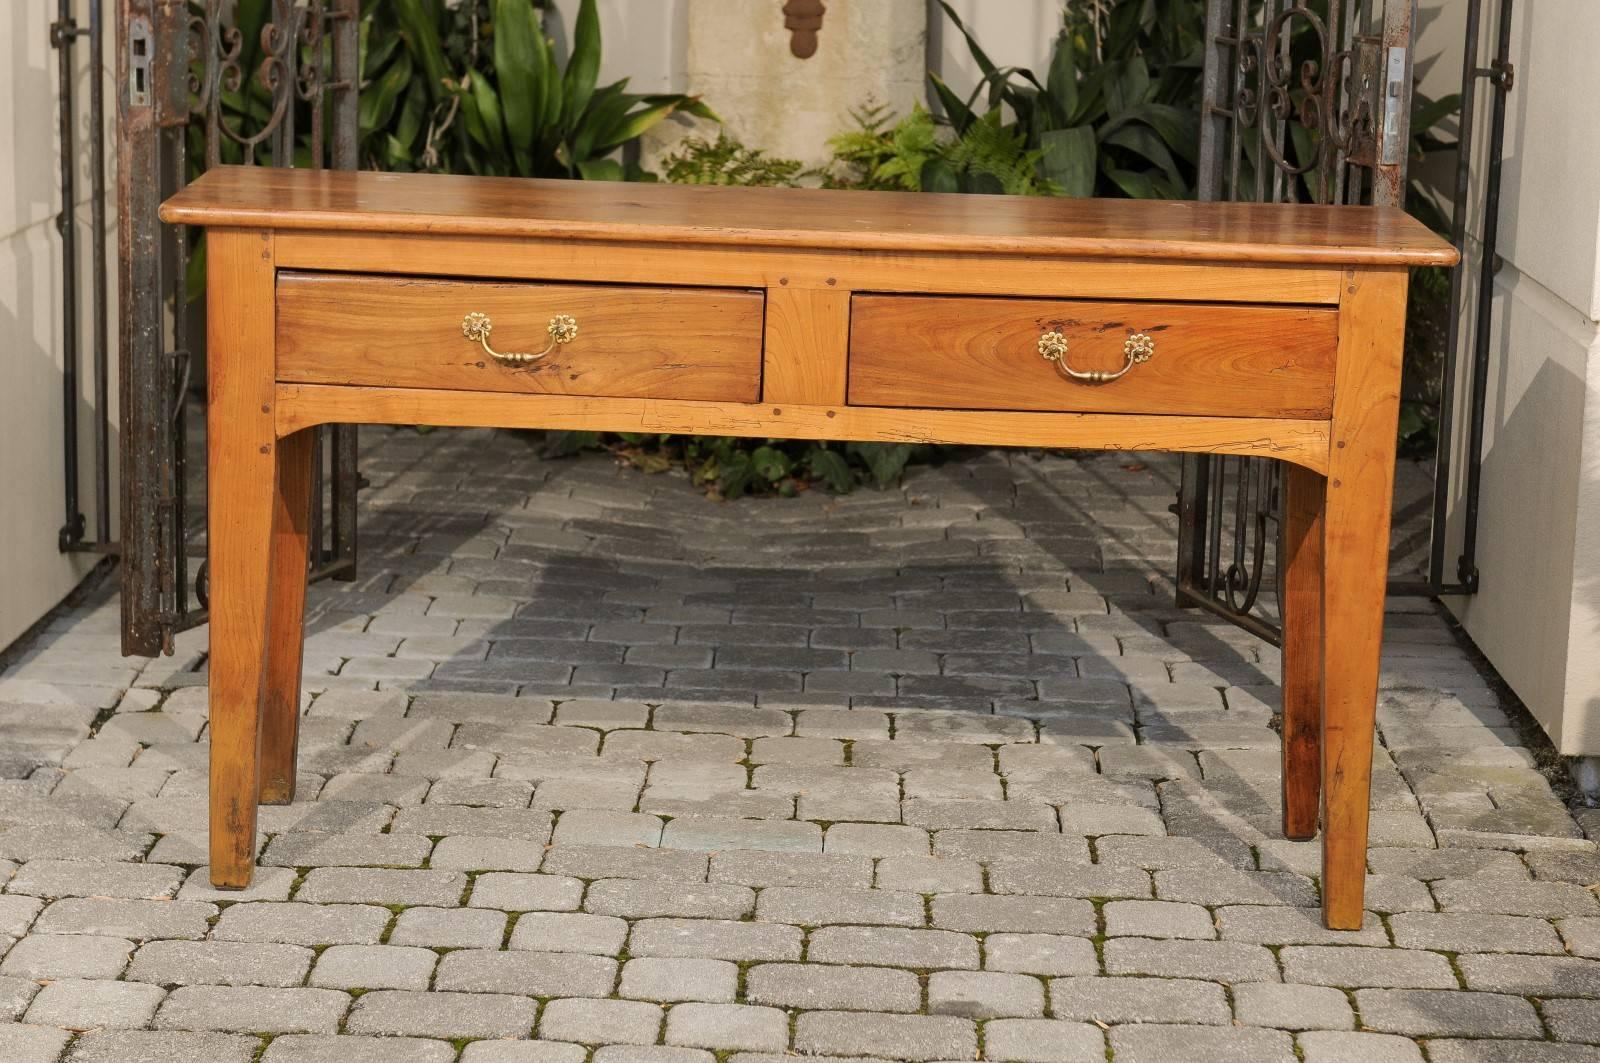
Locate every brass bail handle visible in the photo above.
<box><xmin>1037</xmin><ymin>329</ymin><xmax>1155</xmax><ymax>384</ymax></box>
<box><xmin>461</xmin><ymin>311</ymin><xmax>579</xmax><ymax>366</ymax></box>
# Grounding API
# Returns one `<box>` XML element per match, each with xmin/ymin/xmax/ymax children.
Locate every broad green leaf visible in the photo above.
<box><xmin>849</xmin><ymin>443</ymin><xmax>914</xmax><ymax>487</ymax></box>
<box><xmin>1290</xmin><ymin>121</ymin><xmax>1322</xmax><ymax>202</ymax></box>
<box><xmin>576</xmin><ymin>156</ymin><xmax>624</xmax><ymax>180</ymax></box>
<box><xmin>539</xmin><ymin>430</ymin><xmax>601</xmax><ymax>458</ymax></box>
<box><xmin>1104</xmin><ymin>166</ymin><xmax>1161</xmax><ymax>199</ymax></box>
<box><xmin>929</xmin><ymin>73</ymin><xmax>976</xmax><ymax>135</ymax></box>
<box><xmin>393</xmin><ymin>0</ymin><xmax>449</xmax><ymax>99</ymax></box>
<box><xmin>1044</xmin><ymin>30</ymin><xmax>1078</xmax><ymax>123</ymax></box>
<box><xmin>358</xmin><ymin>47</ymin><xmax>412</xmax><ymax>135</ymax></box>
<box><xmin>592</xmin><ymin>98</ymin><xmax>681</xmax><ymax>153</ymax></box>
<box><xmin>1104</xmin><ymin>56</ymin><xmax>1151</xmax><ymax>117</ymax></box>
<box><xmin>539</xmin><ymin>36</ymin><xmax>565</xmax><ymax>152</ymax></box>
<box><xmin>466</xmin><ymin>69</ymin><xmax>509</xmax><ymax>159</ymax></box>
<box><xmin>562</xmin><ymin>0</ymin><xmax>603</xmax><ymax>130</ymax></box>
<box><xmin>1039</xmin><ymin>125</ymin><xmax>1097</xmax><ymax>197</ymax></box>
<box><xmin>919</xmin><ymin>157</ymin><xmax>960</xmax><ymax>194</ymax></box>
<box><xmin>668</xmin><ymin>96</ymin><xmax>720</xmax><ymax>122</ymax></box>
<box><xmin>1102</xmin><ymin>123</ymin><xmax>1183</xmax><ymax>189</ymax></box>
<box><xmin>750</xmin><ymin>445</ymin><xmax>792</xmax><ymax>482</ymax></box>
<box><xmin>806</xmin><ymin>448</ymin><xmax>854</xmax><ymax>493</ymax></box>
<box><xmin>235</xmin><ymin>0</ymin><xmax>271</xmax><ymax>75</ymax></box>
<box><xmin>361</xmin><ymin>28</ymin><xmax>401</xmax><ymax>80</ymax></box>
<box><xmin>717</xmin><ymin>451</ymin><xmax>754</xmax><ymax>499</ymax></box>
<box><xmin>492</xmin><ymin>0</ymin><xmax>544</xmax><ymax>175</ymax></box>
<box><xmin>392</xmin><ymin>80</ymin><xmax>429</xmax><ymax>158</ymax></box>
<box><xmin>1099</xmin><ymin>102</ymin><xmax>1198</xmax><ymax>163</ymax></box>
<box><xmin>570</xmin><ymin>82</ymin><xmax>630</xmax><ymax>163</ymax></box>
<box><xmin>937</xmin><ymin>0</ymin><xmax>998</xmax><ymax>78</ymax></box>
<box><xmin>965</xmin><ymin>171</ymin><xmax>1006</xmax><ymax>195</ymax></box>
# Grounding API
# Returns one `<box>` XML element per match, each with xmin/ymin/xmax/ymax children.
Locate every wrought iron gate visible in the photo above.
<box><xmin>1177</xmin><ymin>0</ymin><xmax>1495</xmax><ymax>643</ymax></box>
<box><xmin>117</xmin><ymin>0</ymin><xmax>361</xmax><ymax>656</ymax></box>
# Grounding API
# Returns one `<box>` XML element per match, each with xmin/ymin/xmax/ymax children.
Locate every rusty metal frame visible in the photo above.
<box><xmin>53</xmin><ymin>0</ymin><xmax>114</xmax><ymax>556</ymax></box>
<box><xmin>1179</xmin><ymin>0</ymin><xmax>1420</xmax><ymax>645</ymax></box>
<box><xmin>117</xmin><ymin>0</ymin><xmax>359</xmax><ymax>656</ymax></box>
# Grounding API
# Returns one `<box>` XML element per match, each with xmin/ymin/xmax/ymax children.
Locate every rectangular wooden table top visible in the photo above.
<box><xmin>163</xmin><ymin>166</ymin><xmax>1454</xmax><ymax>266</ymax></box>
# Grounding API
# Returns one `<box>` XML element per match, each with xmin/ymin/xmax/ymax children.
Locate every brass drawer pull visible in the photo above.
<box><xmin>1038</xmin><ymin>329</ymin><xmax>1155</xmax><ymax>384</ymax></box>
<box><xmin>461</xmin><ymin>311</ymin><xmax>578</xmax><ymax>366</ymax></box>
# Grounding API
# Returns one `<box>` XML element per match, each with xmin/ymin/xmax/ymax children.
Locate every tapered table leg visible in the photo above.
<box><xmin>260</xmin><ymin>427</ymin><xmax>314</xmax><ymax>804</ymax></box>
<box><xmin>1281</xmin><ymin>462</ymin><xmax>1326</xmax><ymax>840</ymax></box>
<box><xmin>206</xmin><ymin>230</ymin><xmax>279</xmax><ymax>889</ymax></box>
<box><xmin>1320</xmin><ymin>267</ymin><xmax>1407</xmax><ymax>930</ymax></box>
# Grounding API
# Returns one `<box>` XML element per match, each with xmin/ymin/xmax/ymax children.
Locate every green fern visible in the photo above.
<box><xmin>824</xmin><ymin>104</ymin><xmax>1059</xmax><ymax>197</ymax></box>
<box><xmin>658</xmin><ymin>132</ymin><xmax>810</xmax><ymax>187</ymax></box>
<box><xmin>942</xmin><ymin>111</ymin><xmax>1061</xmax><ymax>196</ymax></box>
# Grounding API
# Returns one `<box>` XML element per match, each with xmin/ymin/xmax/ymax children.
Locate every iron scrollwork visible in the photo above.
<box><xmin>1179</xmin><ymin>0</ymin><xmax>1413</xmax><ymax>645</ymax></box>
<box><xmin>119</xmin><ymin>0</ymin><xmax>360</xmax><ymax>656</ymax></box>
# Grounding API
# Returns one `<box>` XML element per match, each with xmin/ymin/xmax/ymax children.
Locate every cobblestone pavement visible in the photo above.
<box><xmin>1</xmin><ymin>428</ymin><xmax>1597</xmax><ymax>1063</ymax></box>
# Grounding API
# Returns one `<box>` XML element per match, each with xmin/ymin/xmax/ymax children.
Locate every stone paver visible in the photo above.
<box><xmin>0</xmin><ymin>439</ymin><xmax>1589</xmax><ymax>1062</ymax></box>
<box><xmin>434</xmin><ymin>948</ymin><xmax>617</xmax><ymax>997</ymax></box>
<box><xmin>1298</xmin><ymin>1031</ymin><xmax>1425</xmax><ymax>1063</ymax></box>
<box><xmin>620</xmin><ymin>957</ymin><xmax>739</xmax><ymax>1003</ymax></box>
<box><xmin>261</xmin><ymin>1036</ymin><xmax>457</xmax><ymax>1063</ymax></box>
<box><xmin>983</xmin><ymin>1019</ymin><xmax>1105</xmax><ymax>1063</ymax></box>
<box><xmin>152</xmin><ymin>985</ymin><xmax>349</xmax><ymax>1034</ymax></box>
<box><xmin>126</xmin><ymin>939</ymin><xmax>314</xmax><ymax>987</ymax></box>
<box><xmin>309</xmin><ymin>944</ymin><xmax>437</xmax><ymax>990</ymax></box>
<box><xmin>347</xmin><ymin>989</ymin><xmax>537</xmax><ymax>1039</ymax></box>
<box><xmin>539</xmin><ymin>997</ymin><xmax>663</xmax><ymax>1044</ymax></box>
<box><xmin>664</xmin><ymin>1002</ymin><xmax>788</xmax><ymax>1051</ymax></box>
<box><xmin>24</xmin><ymin>978</ymin><xmax>165</xmax><ymax>1028</ymax></box>
<box><xmin>65</xmin><ymin>1030</ymin><xmax>258</xmax><ymax>1063</ymax></box>
<box><xmin>1232</xmin><ymin>981</ymin><xmax>1354</xmax><ymax>1030</ymax></box>
<box><xmin>795</xmin><ymin>1011</ymin><xmax>976</xmax><ymax>1061</ymax></box>
<box><xmin>746</xmin><ymin>962</ymin><xmax>921</xmax><ymax>1012</ymax></box>
<box><xmin>1109</xmin><ymin>1024</ymin><xmax>1295</xmax><ymax>1063</ymax></box>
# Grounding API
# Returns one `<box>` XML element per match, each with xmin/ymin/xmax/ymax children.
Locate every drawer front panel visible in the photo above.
<box><xmin>848</xmin><ymin>295</ymin><xmax>1338</xmax><ymax>418</ymax></box>
<box><xmin>276</xmin><ymin>273</ymin><xmax>765</xmax><ymax>402</ymax></box>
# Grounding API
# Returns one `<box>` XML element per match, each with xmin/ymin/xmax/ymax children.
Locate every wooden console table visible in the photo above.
<box><xmin>162</xmin><ymin>166</ymin><xmax>1455</xmax><ymax>930</ymax></box>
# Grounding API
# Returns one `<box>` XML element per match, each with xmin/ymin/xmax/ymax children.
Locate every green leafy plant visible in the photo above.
<box><xmin>931</xmin><ymin>0</ymin><xmax>1204</xmax><ymax>198</ymax></box>
<box><xmin>823</xmin><ymin>104</ymin><xmax>1059</xmax><ymax>196</ymax></box>
<box><xmin>541</xmin><ymin>432</ymin><xmax>936</xmax><ymax>501</ymax></box>
<box><xmin>357</xmin><ymin>0</ymin><xmax>715</xmax><ymax>179</ymax></box>
<box><xmin>659</xmin><ymin>132</ymin><xmax>812</xmax><ymax>187</ymax></box>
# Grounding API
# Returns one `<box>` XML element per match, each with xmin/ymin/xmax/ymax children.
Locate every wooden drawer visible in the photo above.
<box><xmin>276</xmin><ymin>272</ymin><xmax>764</xmax><ymax>402</ymax></box>
<box><xmin>848</xmin><ymin>294</ymin><xmax>1338</xmax><ymax>418</ymax></box>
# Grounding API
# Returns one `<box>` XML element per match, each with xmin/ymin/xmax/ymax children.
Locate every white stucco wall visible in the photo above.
<box><xmin>1433</xmin><ymin>0</ymin><xmax>1600</xmax><ymax>754</ymax></box>
<box><xmin>0</xmin><ymin>1</ymin><xmax>117</xmax><ymax>650</ymax></box>
<box><xmin>574</xmin><ymin>0</ymin><xmax>1057</xmax><ymax>169</ymax></box>
<box><xmin>580</xmin><ymin>0</ymin><xmax>1059</xmax><ymax>102</ymax></box>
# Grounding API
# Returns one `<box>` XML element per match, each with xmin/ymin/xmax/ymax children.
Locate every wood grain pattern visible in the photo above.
<box><xmin>763</xmin><ymin>286</ymin><xmax>849</xmax><ymax>405</ymax></box>
<box><xmin>273</xmin><ymin>384</ymin><xmax>1334</xmax><ymax>473</ymax></box>
<box><xmin>205</xmin><ymin>230</ymin><xmax>278</xmax><ymax>887</ymax></box>
<box><xmin>1281</xmin><ymin>461</ymin><xmax>1326</xmax><ymax>841</ymax></box>
<box><xmin>163</xmin><ymin>166</ymin><xmax>1458</xmax><ymax>266</ymax></box>
<box><xmin>276</xmin><ymin>273</ymin><xmax>764</xmax><ymax>402</ymax></box>
<box><xmin>1320</xmin><ymin>267</ymin><xmax>1409</xmax><ymax>930</ymax></box>
<box><xmin>276</xmin><ymin>232</ymin><xmax>1347</xmax><ymax>306</ymax></box>
<box><xmin>260</xmin><ymin>426</ymin><xmax>314</xmax><ymax>805</ymax></box>
<box><xmin>849</xmin><ymin>295</ymin><xmax>1338</xmax><ymax>418</ymax></box>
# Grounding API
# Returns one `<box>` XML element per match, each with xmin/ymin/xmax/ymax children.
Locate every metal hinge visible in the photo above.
<box><xmin>1379</xmin><ymin>46</ymin><xmax>1408</xmax><ymax>166</ymax></box>
<box><xmin>127</xmin><ymin>16</ymin><xmax>152</xmax><ymax>108</ymax></box>
<box><xmin>49</xmin><ymin>17</ymin><xmax>83</xmax><ymax>48</ymax></box>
